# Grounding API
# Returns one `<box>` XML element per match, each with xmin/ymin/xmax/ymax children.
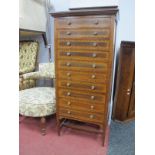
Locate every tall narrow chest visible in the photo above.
<box><xmin>51</xmin><ymin>8</ymin><xmax>118</xmax><ymax>146</ymax></box>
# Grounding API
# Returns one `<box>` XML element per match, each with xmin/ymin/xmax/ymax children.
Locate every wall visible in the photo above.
<box><xmin>19</xmin><ymin>0</ymin><xmax>47</xmax><ymax>31</ymax></box>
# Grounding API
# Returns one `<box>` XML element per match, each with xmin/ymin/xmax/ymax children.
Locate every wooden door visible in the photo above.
<box><xmin>113</xmin><ymin>41</ymin><xmax>135</xmax><ymax>121</ymax></box>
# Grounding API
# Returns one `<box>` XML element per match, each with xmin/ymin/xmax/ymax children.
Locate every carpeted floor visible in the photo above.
<box><xmin>108</xmin><ymin>120</ymin><xmax>135</xmax><ymax>155</ymax></box>
<box><xmin>19</xmin><ymin>116</ymin><xmax>109</xmax><ymax>155</ymax></box>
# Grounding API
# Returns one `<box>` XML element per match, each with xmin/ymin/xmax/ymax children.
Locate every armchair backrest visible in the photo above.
<box><xmin>19</xmin><ymin>41</ymin><xmax>39</xmax><ymax>74</ymax></box>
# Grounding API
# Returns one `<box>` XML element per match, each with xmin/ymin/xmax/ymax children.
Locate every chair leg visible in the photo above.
<box><xmin>40</xmin><ymin>117</ymin><xmax>46</xmax><ymax>135</ymax></box>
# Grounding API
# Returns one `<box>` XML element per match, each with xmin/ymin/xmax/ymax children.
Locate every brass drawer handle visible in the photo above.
<box><xmin>127</xmin><ymin>89</ymin><xmax>130</xmax><ymax>91</ymax></box>
<box><xmin>127</xmin><ymin>92</ymin><xmax>130</xmax><ymax>95</ymax></box>
<box><xmin>66</xmin><ymin>62</ymin><xmax>71</xmax><ymax>66</ymax></box>
<box><xmin>67</xmin><ymin>21</ymin><xmax>72</xmax><ymax>25</ymax></box>
<box><xmin>91</xmin><ymin>86</ymin><xmax>95</xmax><ymax>90</ymax></box>
<box><xmin>67</xmin><ymin>92</ymin><xmax>71</xmax><ymax>96</ymax></box>
<box><xmin>89</xmin><ymin>114</ymin><xmax>94</xmax><ymax>119</ymax></box>
<box><xmin>91</xmin><ymin>96</ymin><xmax>95</xmax><ymax>100</ymax></box>
<box><xmin>93</xmin><ymin>42</ymin><xmax>97</xmax><ymax>46</ymax></box>
<box><xmin>92</xmin><ymin>53</ymin><xmax>97</xmax><ymax>57</ymax></box>
<box><xmin>91</xmin><ymin>74</ymin><xmax>96</xmax><ymax>79</ymax></box>
<box><xmin>92</xmin><ymin>64</ymin><xmax>96</xmax><ymax>68</ymax></box>
<box><xmin>93</xmin><ymin>32</ymin><xmax>98</xmax><ymax>35</ymax></box>
<box><xmin>67</xmin><ymin>111</ymin><xmax>71</xmax><ymax>114</ymax></box>
<box><xmin>66</xmin><ymin>52</ymin><xmax>71</xmax><ymax>56</ymax></box>
<box><xmin>66</xmin><ymin>83</ymin><xmax>71</xmax><ymax>87</ymax></box>
<box><xmin>90</xmin><ymin>105</ymin><xmax>94</xmax><ymax>109</ymax></box>
<box><xmin>67</xmin><ymin>101</ymin><xmax>71</xmax><ymax>105</ymax></box>
<box><xmin>94</xmin><ymin>20</ymin><xmax>99</xmax><ymax>25</ymax></box>
<box><xmin>66</xmin><ymin>31</ymin><xmax>71</xmax><ymax>35</ymax></box>
<box><xmin>66</xmin><ymin>42</ymin><xmax>71</xmax><ymax>46</ymax></box>
<box><xmin>67</xmin><ymin>72</ymin><xmax>71</xmax><ymax>76</ymax></box>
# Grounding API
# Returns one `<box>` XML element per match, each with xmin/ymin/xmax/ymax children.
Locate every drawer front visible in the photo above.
<box><xmin>59</xmin><ymin>108</ymin><xmax>104</xmax><ymax>124</ymax></box>
<box><xmin>58</xmin><ymin>80</ymin><xmax>107</xmax><ymax>93</ymax></box>
<box><xmin>58</xmin><ymin>50</ymin><xmax>110</xmax><ymax>62</ymax></box>
<box><xmin>55</xmin><ymin>16</ymin><xmax>111</xmax><ymax>29</ymax></box>
<box><xmin>59</xmin><ymin>98</ymin><xmax>105</xmax><ymax>113</ymax></box>
<box><xmin>58</xmin><ymin>60</ymin><xmax>108</xmax><ymax>73</ymax></box>
<box><xmin>58</xmin><ymin>71</ymin><xmax>107</xmax><ymax>83</ymax></box>
<box><xmin>57</xmin><ymin>29</ymin><xmax>110</xmax><ymax>39</ymax></box>
<box><xmin>58</xmin><ymin>40</ymin><xmax>110</xmax><ymax>51</ymax></box>
<box><xmin>58</xmin><ymin>89</ymin><xmax>106</xmax><ymax>103</ymax></box>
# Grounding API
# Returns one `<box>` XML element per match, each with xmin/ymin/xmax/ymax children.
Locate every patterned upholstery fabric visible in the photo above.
<box><xmin>19</xmin><ymin>41</ymin><xmax>39</xmax><ymax>90</ymax></box>
<box><xmin>19</xmin><ymin>41</ymin><xmax>38</xmax><ymax>74</ymax></box>
<box><xmin>19</xmin><ymin>78</ymin><xmax>36</xmax><ymax>90</ymax></box>
<box><xmin>22</xmin><ymin>63</ymin><xmax>55</xmax><ymax>80</ymax></box>
<box><xmin>19</xmin><ymin>87</ymin><xmax>56</xmax><ymax>117</ymax></box>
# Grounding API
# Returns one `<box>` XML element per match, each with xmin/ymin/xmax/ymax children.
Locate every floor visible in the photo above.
<box><xmin>19</xmin><ymin>116</ymin><xmax>109</xmax><ymax>155</ymax></box>
<box><xmin>108</xmin><ymin>120</ymin><xmax>135</xmax><ymax>155</ymax></box>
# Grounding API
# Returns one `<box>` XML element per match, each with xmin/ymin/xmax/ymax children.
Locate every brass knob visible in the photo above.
<box><xmin>67</xmin><ymin>111</ymin><xmax>71</xmax><ymax>114</ymax></box>
<box><xmin>127</xmin><ymin>89</ymin><xmax>130</xmax><ymax>91</ymax></box>
<box><xmin>91</xmin><ymin>96</ymin><xmax>95</xmax><ymax>100</ymax></box>
<box><xmin>67</xmin><ymin>21</ymin><xmax>72</xmax><ymax>25</ymax></box>
<box><xmin>67</xmin><ymin>92</ymin><xmax>71</xmax><ymax>96</ymax></box>
<box><xmin>66</xmin><ymin>31</ymin><xmax>71</xmax><ymax>35</ymax></box>
<box><xmin>67</xmin><ymin>101</ymin><xmax>71</xmax><ymax>105</ymax></box>
<box><xmin>94</xmin><ymin>20</ymin><xmax>99</xmax><ymax>25</ymax></box>
<box><xmin>66</xmin><ymin>52</ymin><xmax>71</xmax><ymax>56</ymax></box>
<box><xmin>67</xmin><ymin>72</ymin><xmax>71</xmax><ymax>76</ymax></box>
<box><xmin>127</xmin><ymin>92</ymin><xmax>130</xmax><ymax>95</ymax></box>
<box><xmin>66</xmin><ymin>62</ymin><xmax>71</xmax><ymax>66</ymax></box>
<box><xmin>66</xmin><ymin>42</ymin><xmax>71</xmax><ymax>46</ymax></box>
<box><xmin>92</xmin><ymin>64</ymin><xmax>96</xmax><ymax>68</ymax></box>
<box><xmin>93</xmin><ymin>32</ymin><xmax>98</xmax><ymax>35</ymax></box>
<box><xmin>93</xmin><ymin>42</ymin><xmax>97</xmax><ymax>46</ymax></box>
<box><xmin>91</xmin><ymin>86</ymin><xmax>95</xmax><ymax>90</ymax></box>
<box><xmin>66</xmin><ymin>83</ymin><xmax>71</xmax><ymax>87</ymax></box>
<box><xmin>92</xmin><ymin>53</ymin><xmax>97</xmax><ymax>57</ymax></box>
<box><xmin>89</xmin><ymin>114</ymin><xmax>94</xmax><ymax>119</ymax></box>
<box><xmin>90</xmin><ymin>105</ymin><xmax>94</xmax><ymax>109</ymax></box>
<box><xmin>91</xmin><ymin>75</ymin><xmax>96</xmax><ymax>79</ymax></box>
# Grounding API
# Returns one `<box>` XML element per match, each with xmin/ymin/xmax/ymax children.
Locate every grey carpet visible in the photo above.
<box><xmin>108</xmin><ymin>120</ymin><xmax>135</xmax><ymax>155</ymax></box>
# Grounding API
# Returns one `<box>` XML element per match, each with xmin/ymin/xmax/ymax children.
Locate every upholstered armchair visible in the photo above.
<box><xmin>19</xmin><ymin>63</ymin><xmax>56</xmax><ymax>135</ymax></box>
<box><xmin>19</xmin><ymin>41</ymin><xmax>39</xmax><ymax>90</ymax></box>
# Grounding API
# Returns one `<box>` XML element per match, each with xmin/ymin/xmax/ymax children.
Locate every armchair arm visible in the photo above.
<box><xmin>22</xmin><ymin>71</ymin><xmax>55</xmax><ymax>80</ymax></box>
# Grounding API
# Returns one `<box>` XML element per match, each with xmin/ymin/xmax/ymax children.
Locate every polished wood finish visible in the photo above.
<box><xmin>51</xmin><ymin>8</ymin><xmax>118</xmax><ymax>146</ymax></box>
<box><xmin>113</xmin><ymin>41</ymin><xmax>135</xmax><ymax>121</ymax></box>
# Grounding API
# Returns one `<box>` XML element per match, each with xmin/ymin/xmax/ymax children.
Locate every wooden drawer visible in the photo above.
<box><xmin>59</xmin><ymin>98</ymin><xmax>105</xmax><ymax>113</ymax></box>
<box><xmin>57</xmin><ymin>39</ymin><xmax>110</xmax><ymax>51</ymax></box>
<box><xmin>58</xmin><ymin>71</ymin><xmax>107</xmax><ymax>83</ymax></box>
<box><xmin>55</xmin><ymin>16</ymin><xmax>111</xmax><ymax>29</ymax></box>
<box><xmin>58</xmin><ymin>80</ymin><xmax>107</xmax><ymax>93</ymax></box>
<box><xmin>57</xmin><ymin>29</ymin><xmax>110</xmax><ymax>39</ymax></box>
<box><xmin>59</xmin><ymin>108</ymin><xmax>104</xmax><ymax>124</ymax></box>
<box><xmin>57</xmin><ymin>60</ymin><xmax>108</xmax><ymax>73</ymax></box>
<box><xmin>58</xmin><ymin>89</ymin><xmax>106</xmax><ymax>103</ymax></box>
<box><xmin>58</xmin><ymin>49</ymin><xmax>110</xmax><ymax>62</ymax></box>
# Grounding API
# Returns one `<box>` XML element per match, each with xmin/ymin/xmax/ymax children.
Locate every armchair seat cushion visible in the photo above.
<box><xmin>19</xmin><ymin>87</ymin><xmax>56</xmax><ymax>117</ymax></box>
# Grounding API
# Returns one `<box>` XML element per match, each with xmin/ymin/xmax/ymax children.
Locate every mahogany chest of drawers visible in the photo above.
<box><xmin>51</xmin><ymin>8</ymin><xmax>118</xmax><ymax>146</ymax></box>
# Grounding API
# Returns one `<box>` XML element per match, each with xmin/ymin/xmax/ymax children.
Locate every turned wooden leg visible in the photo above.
<box><xmin>40</xmin><ymin>117</ymin><xmax>46</xmax><ymax>136</ymax></box>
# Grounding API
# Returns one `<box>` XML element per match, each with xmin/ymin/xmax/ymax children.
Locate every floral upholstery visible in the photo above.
<box><xmin>19</xmin><ymin>87</ymin><xmax>56</xmax><ymax>117</ymax></box>
<box><xmin>19</xmin><ymin>41</ymin><xmax>39</xmax><ymax>90</ymax></box>
<box><xmin>19</xmin><ymin>41</ymin><xmax>39</xmax><ymax>74</ymax></box>
<box><xmin>19</xmin><ymin>78</ymin><xmax>36</xmax><ymax>90</ymax></box>
<box><xmin>22</xmin><ymin>63</ymin><xmax>55</xmax><ymax>80</ymax></box>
